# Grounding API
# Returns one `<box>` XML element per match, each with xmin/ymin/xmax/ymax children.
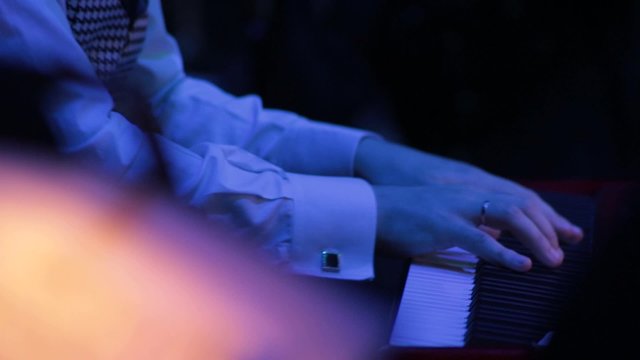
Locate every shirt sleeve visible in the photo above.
<box><xmin>119</xmin><ymin>0</ymin><xmax>383</xmax><ymax>177</ymax></box>
<box><xmin>0</xmin><ymin>0</ymin><xmax>378</xmax><ymax>280</ymax></box>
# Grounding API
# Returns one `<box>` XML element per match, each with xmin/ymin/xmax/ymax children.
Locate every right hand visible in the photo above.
<box><xmin>373</xmin><ymin>184</ymin><xmax>576</xmax><ymax>271</ymax></box>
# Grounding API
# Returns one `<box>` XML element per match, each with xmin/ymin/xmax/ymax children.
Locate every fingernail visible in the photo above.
<box><xmin>550</xmin><ymin>248</ymin><xmax>564</xmax><ymax>265</ymax></box>
<box><xmin>515</xmin><ymin>256</ymin><xmax>532</xmax><ymax>271</ymax></box>
<box><xmin>569</xmin><ymin>226</ymin><xmax>584</xmax><ymax>241</ymax></box>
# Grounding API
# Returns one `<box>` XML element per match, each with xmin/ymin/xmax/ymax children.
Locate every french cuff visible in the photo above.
<box><xmin>277</xmin><ymin>120</ymin><xmax>382</xmax><ymax>176</ymax></box>
<box><xmin>287</xmin><ymin>173</ymin><xmax>377</xmax><ymax>280</ymax></box>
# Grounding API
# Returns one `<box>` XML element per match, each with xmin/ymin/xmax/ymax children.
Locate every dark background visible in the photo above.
<box><xmin>161</xmin><ymin>0</ymin><xmax>640</xmax><ymax>182</ymax></box>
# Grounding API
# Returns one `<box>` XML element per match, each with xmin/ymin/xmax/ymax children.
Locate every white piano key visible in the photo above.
<box><xmin>389</xmin><ymin>249</ymin><xmax>478</xmax><ymax>347</ymax></box>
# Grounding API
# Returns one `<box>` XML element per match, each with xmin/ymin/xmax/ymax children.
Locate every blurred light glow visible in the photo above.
<box><xmin>0</xmin><ymin>152</ymin><xmax>378</xmax><ymax>360</ymax></box>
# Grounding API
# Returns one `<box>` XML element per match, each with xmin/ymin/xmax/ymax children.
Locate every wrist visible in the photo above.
<box><xmin>355</xmin><ymin>138</ymin><xmax>419</xmax><ymax>184</ymax></box>
<box><xmin>354</xmin><ymin>136</ymin><xmax>384</xmax><ymax>179</ymax></box>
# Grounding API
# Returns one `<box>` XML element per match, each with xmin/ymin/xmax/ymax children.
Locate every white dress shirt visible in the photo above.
<box><xmin>0</xmin><ymin>0</ymin><xmax>379</xmax><ymax>279</ymax></box>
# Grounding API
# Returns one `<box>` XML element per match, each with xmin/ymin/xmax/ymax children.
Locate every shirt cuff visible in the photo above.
<box><xmin>275</xmin><ymin>120</ymin><xmax>382</xmax><ymax>176</ymax></box>
<box><xmin>287</xmin><ymin>173</ymin><xmax>377</xmax><ymax>280</ymax></box>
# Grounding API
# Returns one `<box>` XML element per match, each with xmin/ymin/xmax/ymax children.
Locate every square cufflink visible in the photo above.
<box><xmin>321</xmin><ymin>251</ymin><xmax>340</xmax><ymax>273</ymax></box>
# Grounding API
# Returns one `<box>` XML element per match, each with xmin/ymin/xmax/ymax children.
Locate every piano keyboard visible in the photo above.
<box><xmin>389</xmin><ymin>192</ymin><xmax>595</xmax><ymax>348</ymax></box>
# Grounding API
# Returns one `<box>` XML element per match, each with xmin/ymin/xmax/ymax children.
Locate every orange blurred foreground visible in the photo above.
<box><xmin>0</xmin><ymin>151</ymin><xmax>379</xmax><ymax>360</ymax></box>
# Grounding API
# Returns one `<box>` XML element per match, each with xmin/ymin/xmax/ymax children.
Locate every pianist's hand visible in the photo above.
<box><xmin>367</xmin><ymin>146</ymin><xmax>584</xmax><ymax>272</ymax></box>
<box><xmin>372</xmin><ymin>184</ymin><xmax>574</xmax><ymax>271</ymax></box>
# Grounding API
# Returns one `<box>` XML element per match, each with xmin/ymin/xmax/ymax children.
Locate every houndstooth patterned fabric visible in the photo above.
<box><xmin>66</xmin><ymin>0</ymin><xmax>148</xmax><ymax>81</ymax></box>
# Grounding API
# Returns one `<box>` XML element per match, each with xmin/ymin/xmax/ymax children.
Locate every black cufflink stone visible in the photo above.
<box><xmin>321</xmin><ymin>251</ymin><xmax>340</xmax><ymax>272</ymax></box>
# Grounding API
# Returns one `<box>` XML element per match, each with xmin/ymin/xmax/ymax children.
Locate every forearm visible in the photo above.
<box><xmin>354</xmin><ymin>137</ymin><xmax>484</xmax><ymax>185</ymax></box>
<box><xmin>152</xmin><ymin>76</ymin><xmax>375</xmax><ymax>175</ymax></box>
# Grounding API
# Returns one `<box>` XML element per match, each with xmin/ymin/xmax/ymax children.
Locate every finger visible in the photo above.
<box><xmin>520</xmin><ymin>203</ymin><xmax>559</xmax><ymax>249</ymax></box>
<box><xmin>456</xmin><ymin>224</ymin><xmax>532</xmax><ymax>272</ymax></box>
<box><xmin>478</xmin><ymin>225</ymin><xmax>502</xmax><ymax>239</ymax></box>
<box><xmin>538</xmin><ymin>200</ymin><xmax>584</xmax><ymax>243</ymax></box>
<box><xmin>487</xmin><ymin>204</ymin><xmax>564</xmax><ymax>268</ymax></box>
<box><xmin>509</xmin><ymin>187</ymin><xmax>584</xmax><ymax>244</ymax></box>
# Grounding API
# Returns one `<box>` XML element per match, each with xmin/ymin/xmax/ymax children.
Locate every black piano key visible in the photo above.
<box><xmin>473</xmin><ymin>291</ymin><xmax>564</xmax><ymax>313</ymax></box>
<box><xmin>470</xmin><ymin>325</ymin><xmax>546</xmax><ymax>345</ymax></box>
<box><xmin>473</xmin><ymin>308</ymin><xmax>552</xmax><ymax>328</ymax></box>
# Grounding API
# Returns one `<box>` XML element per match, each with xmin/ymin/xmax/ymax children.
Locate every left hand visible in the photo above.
<box><xmin>355</xmin><ymin>137</ymin><xmax>584</xmax><ymax>245</ymax></box>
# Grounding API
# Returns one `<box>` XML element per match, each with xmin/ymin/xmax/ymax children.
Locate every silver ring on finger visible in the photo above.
<box><xmin>480</xmin><ymin>200</ymin><xmax>491</xmax><ymax>226</ymax></box>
